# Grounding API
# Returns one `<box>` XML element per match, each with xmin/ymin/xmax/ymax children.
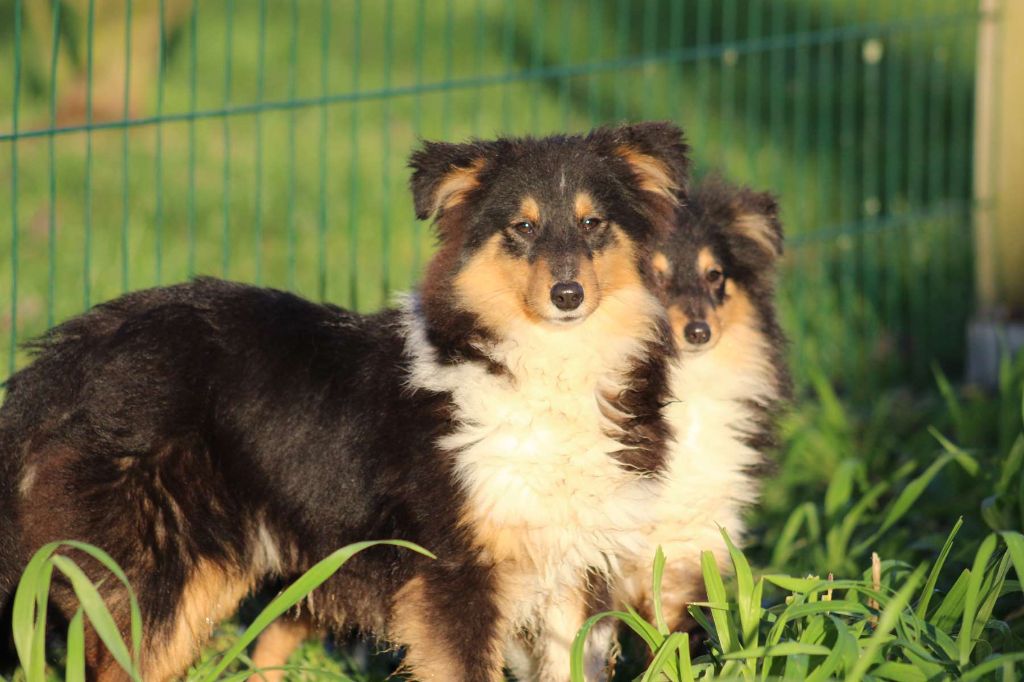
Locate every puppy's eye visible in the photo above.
<box><xmin>706</xmin><ymin>268</ymin><xmax>724</xmax><ymax>284</ymax></box>
<box><xmin>580</xmin><ymin>217</ymin><xmax>605</xmax><ymax>233</ymax></box>
<box><xmin>513</xmin><ymin>221</ymin><xmax>536</xmax><ymax>236</ymax></box>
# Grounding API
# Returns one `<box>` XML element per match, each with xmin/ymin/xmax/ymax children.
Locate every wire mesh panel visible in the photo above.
<box><xmin>1</xmin><ymin>0</ymin><xmax>986</xmax><ymax>390</ymax></box>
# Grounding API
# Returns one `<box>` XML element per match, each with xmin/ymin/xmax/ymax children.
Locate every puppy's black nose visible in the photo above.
<box><xmin>684</xmin><ymin>321</ymin><xmax>711</xmax><ymax>345</ymax></box>
<box><xmin>550</xmin><ymin>281</ymin><xmax>584</xmax><ymax>311</ymax></box>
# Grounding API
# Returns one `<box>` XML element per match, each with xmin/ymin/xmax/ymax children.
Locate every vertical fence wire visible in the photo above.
<box><xmin>815</xmin><ymin>1</ymin><xmax>836</xmax><ymax>369</ymax></box>
<box><xmin>317</xmin><ymin>0</ymin><xmax>331</xmax><ymax>301</ymax></box>
<box><xmin>286</xmin><ymin>0</ymin><xmax>299</xmax><ymax>291</ymax></box>
<box><xmin>154</xmin><ymin>0</ymin><xmax>167</xmax><ymax>285</ymax></box>
<box><xmin>948</xmin><ymin>0</ymin><xmax>970</xmax><ymax>342</ymax></box>
<box><xmin>790</xmin><ymin>2</ymin><xmax>812</xmax><ymax>364</ymax></box>
<box><xmin>121</xmin><ymin>0</ymin><xmax>133</xmax><ymax>293</ymax></box>
<box><xmin>862</xmin><ymin>1</ymin><xmax>882</xmax><ymax>384</ymax></box>
<box><xmin>906</xmin><ymin>2</ymin><xmax>927</xmax><ymax>381</ymax></box>
<box><xmin>83</xmin><ymin>0</ymin><xmax>95</xmax><ymax>309</ymax></box>
<box><xmin>475</xmin><ymin>0</ymin><xmax>487</xmax><ymax>136</ymax></box>
<box><xmin>411</xmin><ymin>0</ymin><xmax>425</xmax><ymax>279</ymax></box>
<box><xmin>8</xmin><ymin>0</ymin><xmax>22</xmax><ymax>377</ymax></box>
<box><xmin>187</xmin><ymin>0</ymin><xmax>198</xmax><ymax>277</ymax></box>
<box><xmin>381</xmin><ymin>0</ymin><xmax>394</xmax><ymax>302</ymax></box>
<box><xmin>346</xmin><ymin>0</ymin><xmax>362</xmax><ymax>309</ymax></box>
<box><xmin>883</xmin><ymin>3</ymin><xmax>904</xmax><ymax>357</ymax></box>
<box><xmin>222</xmin><ymin>0</ymin><xmax>235</xmax><ymax>279</ymax></box>
<box><xmin>253</xmin><ymin>0</ymin><xmax>267</xmax><ymax>284</ymax></box>
<box><xmin>46</xmin><ymin>2</ymin><xmax>60</xmax><ymax>328</ymax></box>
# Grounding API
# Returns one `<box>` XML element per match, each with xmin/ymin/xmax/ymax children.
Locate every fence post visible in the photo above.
<box><xmin>974</xmin><ymin>0</ymin><xmax>1024</xmax><ymax>314</ymax></box>
<box><xmin>969</xmin><ymin>0</ymin><xmax>1024</xmax><ymax>385</ymax></box>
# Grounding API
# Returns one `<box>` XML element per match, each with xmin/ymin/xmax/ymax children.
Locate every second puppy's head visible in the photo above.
<box><xmin>410</xmin><ymin>123</ymin><xmax>689</xmax><ymax>336</ymax></box>
<box><xmin>654</xmin><ymin>176</ymin><xmax>783</xmax><ymax>352</ymax></box>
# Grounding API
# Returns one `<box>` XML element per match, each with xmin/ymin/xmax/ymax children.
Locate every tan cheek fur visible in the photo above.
<box><xmin>454</xmin><ymin>234</ymin><xmax>534</xmax><ymax>330</ymax></box>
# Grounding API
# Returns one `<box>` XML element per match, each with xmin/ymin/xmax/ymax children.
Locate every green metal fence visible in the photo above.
<box><xmin>1</xmin><ymin>0</ymin><xmax>991</xmax><ymax>391</ymax></box>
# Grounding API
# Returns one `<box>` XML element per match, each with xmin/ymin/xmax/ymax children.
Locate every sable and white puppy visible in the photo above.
<box><xmin>0</xmin><ymin>123</ymin><xmax>690</xmax><ymax>682</ymax></box>
<box><xmin>616</xmin><ymin>176</ymin><xmax>791</xmax><ymax>637</ymax></box>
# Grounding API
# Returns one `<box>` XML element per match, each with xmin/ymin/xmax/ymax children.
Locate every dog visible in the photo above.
<box><xmin>0</xmin><ymin>122</ymin><xmax>689</xmax><ymax>681</ymax></box>
<box><xmin>613</xmin><ymin>175</ymin><xmax>791</xmax><ymax>644</ymax></box>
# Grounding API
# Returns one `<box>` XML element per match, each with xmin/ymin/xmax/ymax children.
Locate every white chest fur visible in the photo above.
<box><xmin>401</xmin><ymin>291</ymin><xmax>664</xmax><ymax>627</ymax></box>
<box><xmin>649</xmin><ymin>318</ymin><xmax>778</xmax><ymax>567</ymax></box>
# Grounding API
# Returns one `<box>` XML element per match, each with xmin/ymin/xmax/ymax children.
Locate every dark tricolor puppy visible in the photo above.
<box><xmin>615</xmin><ymin>175</ymin><xmax>791</xmax><ymax>635</ymax></box>
<box><xmin>0</xmin><ymin>123</ymin><xmax>688</xmax><ymax>682</ymax></box>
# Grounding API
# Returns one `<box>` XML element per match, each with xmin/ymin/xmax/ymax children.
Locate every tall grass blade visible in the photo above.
<box><xmin>958</xmin><ymin>652</ymin><xmax>1024</xmax><ymax>680</ymax></box>
<box><xmin>202</xmin><ymin>540</ymin><xmax>433</xmax><ymax>682</ymax></box>
<box><xmin>848</xmin><ymin>565</ymin><xmax>926</xmax><ymax>681</ymax></box>
<box><xmin>700</xmin><ymin>550</ymin><xmax>734</xmax><ymax>654</ymax></box>
<box><xmin>66</xmin><ymin>608</ymin><xmax>86</xmax><ymax>682</ymax></box>
<box><xmin>570</xmin><ymin>610</ymin><xmax>664</xmax><ymax>681</ymax></box>
<box><xmin>870</xmin><ymin>661</ymin><xmax>928</xmax><ymax>681</ymax></box>
<box><xmin>932</xmin><ymin>363</ymin><xmax>965</xmax><ymax>436</ymax></box>
<box><xmin>853</xmin><ymin>454</ymin><xmax>974</xmax><ymax>556</ymax></box>
<box><xmin>928</xmin><ymin>426</ymin><xmax>981</xmax><ymax>475</ymax></box>
<box><xmin>958</xmin><ymin>534</ymin><xmax>997</xmax><ymax>665</ymax></box>
<box><xmin>771</xmin><ymin>502</ymin><xmax>820</xmax><ymax>568</ymax></box>
<box><xmin>51</xmin><ymin>555</ymin><xmax>140</xmax><ymax>681</ymax></box>
<box><xmin>931</xmin><ymin>568</ymin><xmax>971</xmax><ymax>632</ymax></box>
<box><xmin>804</xmin><ymin>616</ymin><xmax>855</xmax><ymax>682</ymax></box>
<box><xmin>720</xmin><ymin>528</ymin><xmax>758</xmax><ymax>649</ymax></box>
<box><xmin>11</xmin><ymin>544</ymin><xmax>59</xmax><ymax>680</ymax></box>
<box><xmin>639</xmin><ymin>631</ymin><xmax>688</xmax><ymax>682</ymax></box>
<box><xmin>824</xmin><ymin>459</ymin><xmax>858</xmax><ymax>520</ymax></box>
<box><xmin>1000</xmin><ymin>532</ymin><xmax>1024</xmax><ymax>588</ymax></box>
<box><xmin>830</xmin><ymin>479</ymin><xmax>889</xmax><ymax>567</ymax></box>
<box><xmin>651</xmin><ymin>546</ymin><xmax>670</xmax><ymax>636</ymax></box>
<box><xmin>916</xmin><ymin>517</ymin><xmax>964</xmax><ymax>620</ymax></box>
<box><xmin>847</xmin><ymin>561</ymin><xmax>929</xmax><ymax>679</ymax></box>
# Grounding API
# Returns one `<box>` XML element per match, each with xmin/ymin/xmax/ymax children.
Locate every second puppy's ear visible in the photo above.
<box><xmin>408</xmin><ymin>140</ymin><xmax>499</xmax><ymax>221</ymax></box>
<box><xmin>730</xmin><ymin>189</ymin><xmax>783</xmax><ymax>261</ymax></box>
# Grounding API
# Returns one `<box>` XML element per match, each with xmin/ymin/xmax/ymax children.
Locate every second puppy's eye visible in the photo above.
<box><xmin>580</xmin><ymin>217</ymin><xmax>605</xmax><ymax>232</ymax></box>
<box><xmin>513</xmin><ymin>221</ymin><xmax>536</xmax><ymax>236</ymax></box>
<box><xmin>705</xmin><ymin>268</ymin><xmax>724</xmax><ymax>284</ymax></box>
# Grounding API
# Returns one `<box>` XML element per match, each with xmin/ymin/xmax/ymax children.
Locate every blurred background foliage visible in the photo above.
<box><xmin>0</xmin><ymin>0</ymin><xmax>979</xmax><ymax>389</ymax></box>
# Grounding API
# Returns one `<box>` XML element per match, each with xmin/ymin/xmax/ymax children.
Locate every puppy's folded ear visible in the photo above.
<box><xmin>588</xmin><ymin>122</ymin><xmax>690</xmax><ymax>240</ymax></box>
<box><xmin>729</xmin><ymin>189</ymin><xmax>784</xmax><ymax>262</ymax></box>
<box><xmin>408</xmin><ymin>140</ymin><xmax>499</xmax><ymax>221</ymax></box>
<box><xmin>591</xmin><ymin>122</ymin><xmax>691</xmax><ymax>204</ymax></box>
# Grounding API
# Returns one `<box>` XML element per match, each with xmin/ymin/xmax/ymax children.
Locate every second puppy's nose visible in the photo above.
<box><xmin>550</xmin><ymin>282</ymin><xmax>584</xmax><ymax>311</ymax></box>
<box><xmin>684</xmin><ymin>320</ymin><xmax>711</xmax><ymax>345</ymax></box>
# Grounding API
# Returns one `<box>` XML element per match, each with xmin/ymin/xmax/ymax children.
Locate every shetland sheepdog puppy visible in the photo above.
<box><xmin>615</xmin><ymin>176</ymin><xmax>791</xmax><ymax>639</ymax></box>
<box><xmin>0</xmin><ymin>123</ymin><xmax>689</xmax><ymax>682</ymax></box>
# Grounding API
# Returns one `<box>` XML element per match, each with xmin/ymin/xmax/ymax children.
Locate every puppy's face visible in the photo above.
<box><xmin>410</xmin><ymin>123</ymin><xmax>690</xmax><ymax>332</ymax></box>
<box><xmin>654</xmin><ymin>179</ymin><xmax>782</xmax><ymax>352</ymax></box>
